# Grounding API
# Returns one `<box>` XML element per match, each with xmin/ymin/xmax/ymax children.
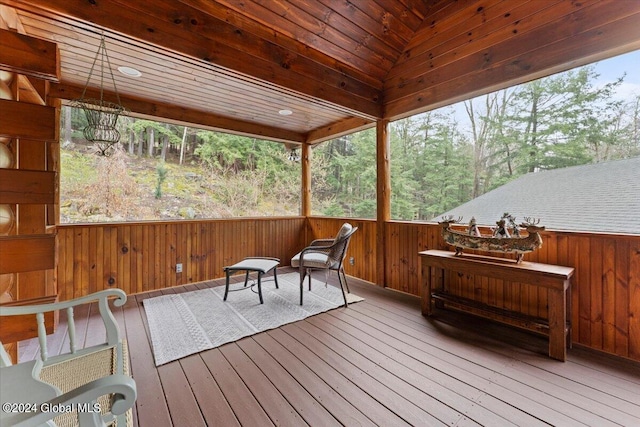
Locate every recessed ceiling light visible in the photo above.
<box><xmin>278</xmin><ymin>109</ymin><xmax>293</xmax><ymax>116</ymax></box>
<box><xmin>117</xmin><ymin>66</ymin><xmax>142</xmax><ymax>77</ymax></box>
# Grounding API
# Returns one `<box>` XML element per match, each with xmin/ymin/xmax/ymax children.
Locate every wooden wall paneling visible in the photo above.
<box><xmin>134</xmin><ymin>225</ymin><xmax>144</xmax><ymax>294</ymax></box>
<box><xmin>116</xmin><ymin>226</ymin><xmax>124</xmax><ymax>294</ymax></box>
<box><xmin>590</xmin><ymin>237</ymin><xmax>604</xmax><ymax>350</ymax></box>
<box><xmin>387</xmin><ymin>222</ymin><xmax>398</xmax><ymax>288</ymax></box>
<box><xmin>199</xmin><ymin>221</ymin><xmax>206</xmax><ymax>282</ymax></box>
<box><xmin>155</xmin><ymin>224</ymin><xmax>165</xmax><ymax>288</ymax></box>
<box><xmin>157</xmin><ymin>224</ymin><xmax>165</xmax><ymax>287</ymax></box>
<box><xmin>400</xmin><ymin>223</ymin><xmax>410</xmax><ymax>293</ymax></box>
<box><xmin>53</xmin><ymin>220</ymin><xmax>639</xmax><ymax>360</ymax></box>
<box><xmin>63</xmin><ymin>227</ymin><xmax>73</xmax><ymax>301</ymax></box>
<box><xmin>202</xmin><ymin>222</ymin><xmax>210</xmax><ymax>281</ymax></box>
<box><xmin>141</xmin><ymin>224</ymin><xmax>150</xmax><ymax>291</ymax></box>
<box><xmin>95</xmin><ymin>226</ymin><xmax>104</xmax><ymax>295</ymax></box>
<box><xmin>123</xmin><ymin>225</ymin><xmax>133</xmax><ymax>295</ymax></box>
<box><xmin>108</xmin><ymin>225</ymin><xmax>117</xmax><ymax>290</ymax></box>
<box><xmin>171</xmin><ymin>223</ymin><xmax>179</xmax><ymax>285</ymax></box>
<box><xmin>80</xmin><ymin>226</ymin><xmax>89</xmax><ymax>297</ymax></box>
<box><xmin>629</xmin><ymin>241</ymin><xmax>640</xmax><ymax>360</ymax></box>
<box><xmin>174</xmin><ymin>222</ymin><xmax>182</xmax><ymax>285</ymax></box>
<box><xmin>555</xmin><ymin>233</ymin><xmax>571</xmax><ymax>333</ymax></box>
<box><xmin>70</xmin><ymin>227</ymin><xmax>81</xmax><ymax>296</ymax></box>
<box><xmin>575</xmin><ymin>236</ymin><xmax>591</xmax><ymax>346</ymax></box>
<box><xmin>539</xmin><ymin>233</ymin><xmax>555</xmax><ymax>319</ymax></box>
<box><xmin>614</xmin><ymin>238</ymin><xmax>629</xmax><ymax>356</ymax></box>
<box><xmin>198</xmin><ymin>222</ymin><xmax>205</xmax><ymax>283</ymax></box>
<box><xmin>602</xmin><ymin>238</ymin><xmax>616</xmax><ymax>354</ymax></box>
<box><xmin>213</xmin><ymin>221</ymin><xmax>222</xmax><ymax>278</ymax></box>
<box><xmin>381</xmin><ymin>222</ymin><xmax>640</xmax><ymax>360</ymax></box>
<box><xmin>88</xmin><ymin>226</ymin><xmax>97</xmax><ymax>296</ymax></box>
<box><xmin>406</xmin><ymin>223</ymin><xmax>417</xmax><ymax>294</ymax></box>
<box><xmin>102</xmin><ymin>226</ymin><xmax>112</xmax><ymax>292</ymax></box>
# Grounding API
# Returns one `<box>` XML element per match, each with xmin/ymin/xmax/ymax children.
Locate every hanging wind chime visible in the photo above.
<box><xmin>71</xmin><ymin>32</ymin><xmax>128</xmax><ymax>156</ymax></box>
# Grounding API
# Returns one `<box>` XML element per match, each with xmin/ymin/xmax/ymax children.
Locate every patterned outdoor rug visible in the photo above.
<box><xmin>143</xmin><ymin>272</ymin><xmax>363</xmax><ymax>366</ymax></box>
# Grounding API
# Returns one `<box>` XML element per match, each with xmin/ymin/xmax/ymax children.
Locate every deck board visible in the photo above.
<box><xmin>19</xmin><ymin>268</ymin><xmax>640</xmax><ymax>426</ymax></box>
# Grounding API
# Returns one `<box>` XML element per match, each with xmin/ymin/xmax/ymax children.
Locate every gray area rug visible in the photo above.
<box><xmin>144</xmin><ymin>272</ymin><xmax>363</xmax><ymax>366</ymax></box>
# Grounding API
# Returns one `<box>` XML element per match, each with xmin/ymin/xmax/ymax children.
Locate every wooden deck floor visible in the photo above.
<box><xmin>20</xmin><ymin>268</ymin><xmax>640</xmax><ymax>426</ymax></box>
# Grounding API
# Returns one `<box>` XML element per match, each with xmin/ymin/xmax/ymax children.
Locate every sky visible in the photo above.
<box><xmin>446</xmin><ymin>48</ymin><xmax>640</xmax><ymax>132</ymax></box>
<box><xmin>592</xmin><ymin>49</ymin><xmax>640</xmax><ymax>102</ymax></box>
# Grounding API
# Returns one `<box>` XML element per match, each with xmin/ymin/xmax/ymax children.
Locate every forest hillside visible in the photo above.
<box><xmin>60</xmin><ymin>143</ymin><xmax>300</xmax><ymax>223</ymax></box>
<box><xmin>60</xmin><ymin>63</ymin><xmax>640</xmax><ymax>224</ymax></box>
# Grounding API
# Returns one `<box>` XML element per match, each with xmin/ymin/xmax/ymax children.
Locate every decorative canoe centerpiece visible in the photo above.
<box><xmin>439</xmin><ymin>213</ymin><xmax>544</xmax><ymax>263</ymax></box>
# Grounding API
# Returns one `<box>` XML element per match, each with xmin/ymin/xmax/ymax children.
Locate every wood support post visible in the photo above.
<box><xmin>376</xmin><ymin>120</ymin><xmax>390</xmax><ymax>287</ymax></box>
<box><xmin>301</xmin><ymin>144</ymin><xmax>311</xmax><ymax>217</ymax></box>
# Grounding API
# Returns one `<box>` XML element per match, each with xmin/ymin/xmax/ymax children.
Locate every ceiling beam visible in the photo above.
<box><xmin>50</xmin><ymin>82</ymin><xmax>307</xmax><ymax>143</ymax></box>
<box><xmin>6</xmin><ymin>0</ymin><xmax>383</xmax><ymax>118</ymax></box>
<box><xmin>305</xmin><ymin>117</ymin><xmax>375</xmax><ymax>145</ymax></box>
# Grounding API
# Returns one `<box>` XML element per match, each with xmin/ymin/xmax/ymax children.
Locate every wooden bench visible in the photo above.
<box><xmin>419</xmin><ymin>249</ymin><xmax>574</xmax><ymax>361</ymax></box>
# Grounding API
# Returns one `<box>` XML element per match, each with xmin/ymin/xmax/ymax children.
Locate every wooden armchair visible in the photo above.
<box><xmin>291</xmin><ymin>223</ymin><xmax>358</xmax><ymax>307</ymax></box>
<box><xmin>0</xmin><ymin>289</ymin><xmax>136</xmax><ymax>427</ymax></box>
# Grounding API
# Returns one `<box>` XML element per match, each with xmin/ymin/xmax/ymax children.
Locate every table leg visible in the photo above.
<box><xmin>567</xmin><ymin>281</ymin><xmax>572</xmax><ymax>349</ymax></box>
<box><xmin>243</xmin><ymin>271</ymin><xmax>250</xmax><ymax>287</ymax></box>
<box><xmin>273</xmin><ymin>267</ymin><xmax>279</xmax><ymax>289</ymax></box>
<box><xmin>421</xmin><ymin>259</ymin><xmax>432</xmax><ymax>316</ymax></box>
<box><xmin>548</xmin><ymin>287</ymin><xmax>567</xmax><ymax>361</ymax></box>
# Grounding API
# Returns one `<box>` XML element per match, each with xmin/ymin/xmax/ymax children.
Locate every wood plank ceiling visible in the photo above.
<box><xmin>2</xmin><ymin>0</ymin><xmax>640</xmax><ymax>145</ymax></box>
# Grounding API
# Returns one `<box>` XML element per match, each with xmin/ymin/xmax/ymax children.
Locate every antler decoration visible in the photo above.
<box><xmin>441</xmin><ymin>215</ymin><xmax>463</xmax><ymax>223</ymax></box>
<box><xmin>520</xmin><ymin>217</ymin><xmax>545</xmax><ymax>231</ymax></box>
<box><xmin>522</xmin><ymin>217</ymin><xmax>541</xmax><ymax>226</ymax></box>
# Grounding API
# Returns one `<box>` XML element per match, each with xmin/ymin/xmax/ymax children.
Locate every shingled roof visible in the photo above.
<box><xmin>433</xmin><ymin>157</ymin><xmax>640</xmax><ymax>235</ymax></box>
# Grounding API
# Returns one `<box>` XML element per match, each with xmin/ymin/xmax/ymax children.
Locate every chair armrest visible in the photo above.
<box><xmin>300</xmin><ymin>244</ymin><xmax>333</xmax><ymax>255</ymax></box>
<box><xmin>7</xmin><ymin>374</ymin><xmax>136</xmax><ymax>427</ymax></box>
<box><xmin>309</xmin><ymin>238</ymin><xmax>334</xmax><ymax>246</ymax></box>
<box><xmin>0</xmin><ymin>290</ymin><xmax>127</xmax><ymax>364</ymax></box>
<box><xmin>0</xmin><ymin>290</ymin><xmax>127</xmax><ymax>316</ymax></box>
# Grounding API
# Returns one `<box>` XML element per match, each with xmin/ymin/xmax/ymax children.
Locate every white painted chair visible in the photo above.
<box><xmin>0</xmin><ymin>289</ymin><xmax>136</xmax><ymax>427</ymax></box>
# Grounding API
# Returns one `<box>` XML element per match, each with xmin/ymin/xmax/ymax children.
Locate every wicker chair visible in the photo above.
<box><xmin>0</xmin><ymin>289</ymin><xmax>136</xmax><ymax>427</ymax></box>
<box><xmin>291</xmin><ymin>223</ymin><xmax>358</xmax><ymax>307</ymax></box>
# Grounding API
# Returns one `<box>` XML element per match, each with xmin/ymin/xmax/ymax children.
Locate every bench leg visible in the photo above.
<box><xmin>224</xmin><ymin>270</ymin><xmax>230</xmax><ymax>301</ymax></box>
<box><xmin>257</xmin><ymin>272</ymin><xmax>264</xmax><ymax>304</ymax></box>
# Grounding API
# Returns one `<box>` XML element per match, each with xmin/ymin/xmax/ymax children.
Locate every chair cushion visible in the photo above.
<box><xmin>291</xmin><ymin>251</ymin><xmax>331</xmax><ymax>268</ymax></box>
<box><xmin>333</xmin><ymin>223</ymin><xmax>353</xmax><ymax>244</ymax></box>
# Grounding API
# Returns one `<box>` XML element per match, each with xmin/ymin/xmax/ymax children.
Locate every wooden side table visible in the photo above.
<box><xmin>420</xmin><ymin>250</ymin><xmax>574</xmax><ymax>361</ymax></box>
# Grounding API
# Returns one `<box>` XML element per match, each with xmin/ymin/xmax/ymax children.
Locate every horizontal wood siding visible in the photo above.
<box><xmin>56</xmin><ymin>218</ymin><xmax>305</xmax><ymax>302</ymax></box>
<box><xmin>381</xmin><ymin>221</ymin><xmax>640</xmax><ymax>361</ymax></box>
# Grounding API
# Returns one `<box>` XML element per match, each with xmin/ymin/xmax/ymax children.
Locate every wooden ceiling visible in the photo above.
<box><xmin>1</xmin><ymin>0</ymin><xmax>639</xmax><ymax>145</ymax></box>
